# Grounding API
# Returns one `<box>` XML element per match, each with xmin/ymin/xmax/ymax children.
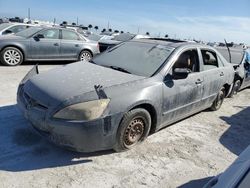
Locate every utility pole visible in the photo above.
<box><xmin>107</xmin><ymin>21</ymin><xmax>109</xmax><ymax>29</ymax></box>
<box><xmin>137</xmin><ymin>26</ymin><xmax>140</xmax><ymax>34</ymax></box>
<box><xmin>77</xmin><ymin>17</ymin><xmax>78</xmax><ymax>25</ymax></box>
<box><xmin>28</xmin><ymin>8</ymin><xmax>30</xmax><ymax>20</ymax></box>
<box><xmin>53</xmin><ymin>18</ymin><xmax>56</xmax><ymax>26</ymax></box>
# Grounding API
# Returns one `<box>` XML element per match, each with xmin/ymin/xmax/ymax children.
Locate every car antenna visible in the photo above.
<box><xmin>94</xmin><ymin>85</ymin><xmax>108</xmax><ymax>99</ymax></box>
<box><xmin>35</xmin><ymin>63</ymin><xmax>39</xmax><ymax>74</ymax></box>
<box><xmin>224</xmin><ymin>39</ymin><xmax>232</xmax><ymax>63</ymax></box>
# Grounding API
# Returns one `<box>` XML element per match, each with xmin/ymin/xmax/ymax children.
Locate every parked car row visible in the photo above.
<box><xmin>0</xmin><ymin>22</ymin><xmax>248</xmax><ymax>154</ymax></box>
<box><xmin>17</xmin><ymin>39</ymin><xmax>236</xmax><ymax>152</ymax></box>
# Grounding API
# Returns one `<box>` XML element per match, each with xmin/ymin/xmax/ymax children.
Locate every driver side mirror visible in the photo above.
<box><xmin>3</xmin><ymin>30</ymin><xmax>13</xmax><ymax>35</ymax></box>
<box><xmin>34</xmin><ymin>34</ymin><xmax>44</xmax><ymax>41</ymax></box>
<box><xmin>173</xmin><ymin>68</ymin><xmax>191</xmax><ymax>79</ymax></box>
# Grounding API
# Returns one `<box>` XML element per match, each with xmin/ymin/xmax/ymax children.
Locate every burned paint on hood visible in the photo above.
<box><xmin>23</xmin><ymin>62</ymin><xmax>145</xmax><ymax>107</ymax></box>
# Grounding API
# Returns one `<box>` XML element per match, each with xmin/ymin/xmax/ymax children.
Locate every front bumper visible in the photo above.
<box><xmin>17</xmin><ymin>84</ymin><xmax>123</xmax><ymax>152</ymax></box>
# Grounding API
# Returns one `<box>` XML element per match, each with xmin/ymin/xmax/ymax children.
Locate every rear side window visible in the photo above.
<box><xmin>201</xmin><ymin>50</ymin><xmax>219</xmax><ymax>70</ymax></box>
<box><xmin>62</xmin><ymin>30</ymin><xmax>79</xmax><ymax>40</ymax></box>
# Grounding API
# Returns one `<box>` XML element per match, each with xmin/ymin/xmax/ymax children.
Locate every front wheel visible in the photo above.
<box><xmin>113</xmin><ymin>108</ymin><xmax>151</xmax><ymax>152</ymax></box>
<box><xmin>210</xmin><ymin>87</ymin><xmax>225</xmax><ymax>111</ymax></box>
<box><xmin>0</xmin><ymin>47</ymin><xmax>23</xmax><ymax>66</ymax></box>
<box><xmin>79</xmin><ymin>50</ymin><xmax>92</xmax><ymax>62</ymax></box>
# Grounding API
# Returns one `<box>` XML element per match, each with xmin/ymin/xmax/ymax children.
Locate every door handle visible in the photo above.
<box><xmin>75</xmin><ymin>44</ymin><xmax>79</xmax><ymax>47</ymax></box>
<box><xmin>54</xmin><ymin>43</ymin><xmax>59</xmax><ymax>46</ymax></box>
<box><xmin>195</xmin><ymin>79</ymin><xmax>203</xmax><ymax>84</ymax></box>
<box><xmin>220</xmin><ymin>72</ymin><xmax>224</xmax><ymax>76</ymax></box>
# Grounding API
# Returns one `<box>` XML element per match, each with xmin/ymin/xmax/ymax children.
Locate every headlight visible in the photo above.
<box><xmin>53</xmin><ymin>99</ymin><xmax>110</xmax><ymax>121</ymax></box>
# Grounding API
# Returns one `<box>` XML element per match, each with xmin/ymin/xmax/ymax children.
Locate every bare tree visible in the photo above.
<box><xmin>88</xmin><ymin>24</ymin><xmax>93</xmax><ymax>30</ymax></box>
<box><xmin>94</xmin><ymin>26</ymin><xmax>99</xmax><ymax>32</ymax></box>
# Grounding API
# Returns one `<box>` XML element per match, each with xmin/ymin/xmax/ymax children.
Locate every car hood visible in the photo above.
<box><xmin>23</xmin><ymin>62</ymin><xmax>145</xmax><ymax>107</ymax></box>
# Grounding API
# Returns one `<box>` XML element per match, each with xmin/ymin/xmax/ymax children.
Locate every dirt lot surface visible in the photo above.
<box><xmin>0</xmin><ymin>62</ymin><xmax>250</xmax><ymax>188</ymax></box>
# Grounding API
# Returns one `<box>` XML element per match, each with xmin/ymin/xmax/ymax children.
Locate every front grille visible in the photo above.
<box><xmin>23</xmin><ymin>92</ymin><xmax>48</xmax><ymax>110</ymax></box>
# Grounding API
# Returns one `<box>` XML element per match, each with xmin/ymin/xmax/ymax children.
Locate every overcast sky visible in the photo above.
<box><xmin>0</xmin><ymin>0</ymin><xmax>249</xmax><ymax>44</ymax></box>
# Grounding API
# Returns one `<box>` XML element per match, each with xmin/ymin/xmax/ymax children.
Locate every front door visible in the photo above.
<box><xmin>31</xmin><ymin>28</ymin><xmax>60</xmax><ymax>59</ymax></box>
<box><xmin>161</xmin><ymin>49</ymin><xmax>203</xmax><ymax>126</ymax></box>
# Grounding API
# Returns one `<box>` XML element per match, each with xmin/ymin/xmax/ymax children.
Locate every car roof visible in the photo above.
<box><xmin>8</xmin><ymin>23</ymin><xmax>37</xmax><ymax>26</ymax></box>
<box><xmin>131</xmin><ymin>38</ymin><xmax>212</xmax><ymax>50</ymax></box>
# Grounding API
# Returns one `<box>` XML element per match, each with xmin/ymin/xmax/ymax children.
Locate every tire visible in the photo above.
<box><xmin>113</xmin><ymin>108</ymin><xmax>151</xmax><ymax>152</ymax></box>
<box><xmin>0</xmin><ymin>47</ymin><xmax>24</xmax><ymax>66</ymax></box>
<box><xmin>228</xmin><ymin>80</ymin><xmax>241</xmax><ymax>98</ymax></box>
<box><xmin>79</xmin><ymin>50</ymin><xmax>92</xmax><ymax>62</ymax></box>
<box><xmin>210</xmin><ymin>87</ymin><xmax>225</xmax><ymax>111</ymax></box>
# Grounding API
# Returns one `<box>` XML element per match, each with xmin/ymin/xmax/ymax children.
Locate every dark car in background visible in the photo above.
<box><xmin>0</xmin><ymin>27</ymin><xmax>99</xmax><ymax>66</ymax></box>
<box><xmin>204</xmin><ymin>145</ymin><xmax>250</xmax><ymax>188</ymax></box>
<box><xmin>98</xmin><ymin>33</ymin><xmax>149</xmax><ymax>52</ymax></box>
<box><xmin>216</xmin><ymin>46</ymin><xmax>250</xmax><ymax>96</ymax></box>
<box><xmin>17</xmin><ymin>39</ymin><xmax>234</xmax><ymax>152</ymax></box>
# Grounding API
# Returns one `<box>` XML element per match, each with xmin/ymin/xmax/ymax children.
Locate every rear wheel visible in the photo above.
<box><xmin>210</xmin><ymin>87</ymin><xmax>225</xmax><ymax>111</ymax></box>
<box><xmin>113</xmin><ymin>108</ymin><xmax>151</xmax><ymax>152</ymax></box>
<box><xmin>0</xmin><ymin>47</ymin><xmax>23</xmax><ymax>66</ymax></box>
<box><xmin>79</xmin><ymin>50</ymin><xmax>92</xmax><ymax>62</ymax></box>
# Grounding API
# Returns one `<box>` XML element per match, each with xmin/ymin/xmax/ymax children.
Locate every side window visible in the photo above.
<box><xmin>38</xmin><ymin>29</ymin><xmax>59</xmax><ymax>39</ymax></box>
<box><xmin>172</xmin><ymin>49</ymin><xmax>200</xmax><ymax>73</ymax></box>
<box><xmin>201</xmin><ymin>50</ymin><xmax>219</xmax><ymax>70</ymax></box>
<box><xmin>62</xmin><ymin>30</ymin><xmax>79</xmax><ymax>40</ymax></box>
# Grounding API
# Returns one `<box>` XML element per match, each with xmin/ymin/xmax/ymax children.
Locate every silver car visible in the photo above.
<box><xmin>17</xmin><ymin>39</ymin><xmax>234</xmax><ymax>152</ymax></box>
<box><xmin>0</xmin><ymin>27</ymin><xmax>99</xmax><ymax>66</ymax></box>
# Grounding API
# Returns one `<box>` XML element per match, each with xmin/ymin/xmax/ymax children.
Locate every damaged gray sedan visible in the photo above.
<box><xmin>17</xmin><ymin>39</ymin><xmax>234</xmax><ymax>152</ymax></box>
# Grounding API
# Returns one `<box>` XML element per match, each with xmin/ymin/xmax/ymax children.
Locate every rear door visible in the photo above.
<box><xmin>162</xmin><ymin>48</ymin><xmax>204</xmax><ymax>125</ymax></box>
<box><xmin>60</xmin><ymin>30</ymin><xmax>83</xmax><ymax>60</ymax></box>
<box><xmin>199</xmin><ymin>48</ymin><xmax>225</xmax><ymax>107</ymax></box>
<box><xmin>30</xmin><ymin>28</ymin><xmax>60</xmax><ymax>59</ymax></box>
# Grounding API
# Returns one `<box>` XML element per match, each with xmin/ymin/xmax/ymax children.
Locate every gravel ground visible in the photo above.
<box><xmin>0</xmin><ymin>62</ymin><xmax>250</xmax><ymax>188</ymax></box>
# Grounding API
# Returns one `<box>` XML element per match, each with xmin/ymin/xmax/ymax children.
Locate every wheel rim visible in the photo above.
<box><xmin>80</xmin><ymin>51</ymin><xmax>91</xmax><ymax>61</ymax></box>
<box><xmin>123</xmin><ymin>117</ymin><xmax>145</xmax><ymax>147</ymax></box>
<box><xmin>3</xmin><ymin>49</ymin><xmax>21</xmax><ymax>65</ymax></box>
<box><xmin>215</xmin><ymin>90</ymin><xmax>224</xmax><ymax>108</ymax></box>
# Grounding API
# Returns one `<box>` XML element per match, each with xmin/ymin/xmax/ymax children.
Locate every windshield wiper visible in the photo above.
<box><xmin>108</xmin><ymin>66</ymin><xmax>131</xmax><ymax>74</ymax></box>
